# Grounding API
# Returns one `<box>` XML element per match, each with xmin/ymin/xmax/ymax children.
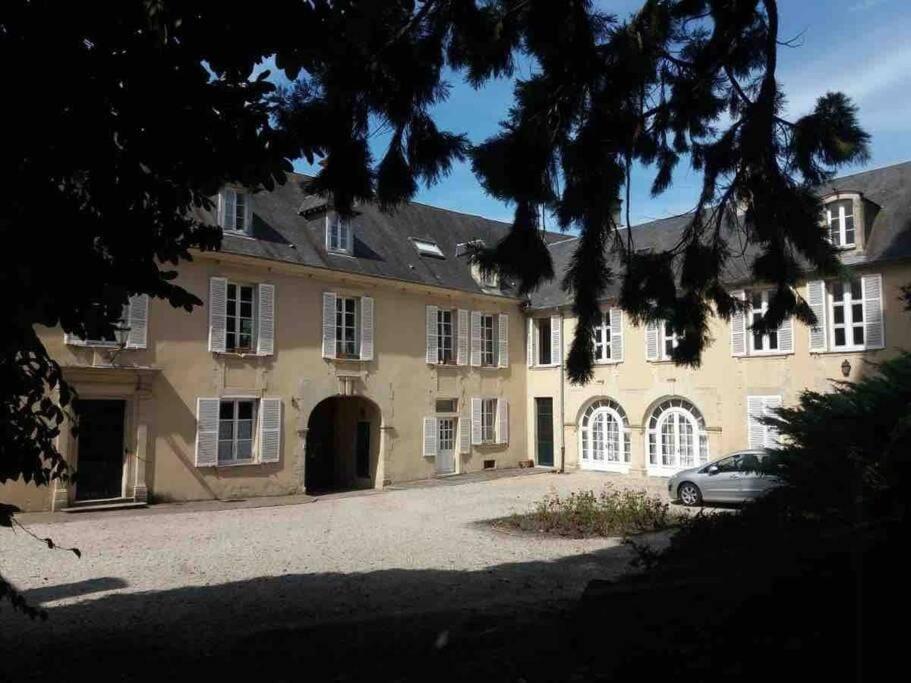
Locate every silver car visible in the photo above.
<box><xmin>668</xmin><ymin>449</ymin><xmax>782</xmax><ymax>506</ymax></box>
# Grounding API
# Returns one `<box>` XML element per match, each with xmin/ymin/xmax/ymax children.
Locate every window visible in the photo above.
<box><xmin>537</xmin><ymin>318</ymin><xmax>552</xmax><ymax>365</ymax></box>
<box><xmin>481</xmin><ymin>314</ymin><xmax>496</xmax><ymax>366</ymax></box>
<box><xmin>661</xmin><ymin>322</ymin><xmax>679</xmax><ymax>360</ymax></box>
<box><xmin>438</xmin><ymin>418</ymin><xmax>456</xmax><ymax>451</ymax></box>
<box><xmin>226</xmin><ymin>283</ymin><xmax>255</xmax><ymax>352</ymax></box>
<box><xmin>438</xmin><ymin>309</ymin><xmax>454</xmax><ymax>364</ymax></box>
<box><xmin>327</xmin><ymin>214</ymin><xmax>352</xmax><ymax>254</ymax></box>
<box><xmin>579</xmin><ymin>399</ymin><xmax>631</xmax><ymax>470</ymax></box>
<box><xmin>220</xmin><ymin>189</ymin><xmax>250</xmax><ymax>234</ymax></box>
<box><xmin>825</xmin><ymin>199</ymin><xmax>855</xmax><ymax>248</ymax></box>
<box><xmin>593</xmin><ymin>311</ymin><xmax>611</xmax><ymax>362</ymax></box>
<box><xmin>647</xmin><ymin>398</ymin><xmax>709</xmax><ymax>473</ymax></box>
<box><xmin>749</xmin><ymin>291</ymin><xmax>779</xmax><ymax>353</ymax></box>
<box><xmin>336</xmin><ymin>296</ymin><xmax>359</xmax><ymax>357</ymax></box>
<box><xmin>435</xmin><ymin>398</ymin><xmax>458</xmax><ymax>414</ymax></box>
<box><xmin>218</xmin><ymin>399</ymin><xmax>256</xmax><ymax>464</ymax></box>
<box><xmin>412</xmin><ymin>237</ymin><xmax>445</xmax><ymax>258</ymax></box>
<box><xmin>481</xmin><ymin>398</ymin><xmax>497</xmax><ymax>443</ymax></box>
<box><xmin>70</xmin><ymin>303</ymin><xmax>130</xmax><ymax>346</ymax></box>
<box><xmin>830</xmin><ymin>280</ymin><xmax>865</xmax><ymax>349</ymax></box>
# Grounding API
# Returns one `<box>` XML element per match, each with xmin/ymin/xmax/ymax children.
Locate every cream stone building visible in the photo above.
<box><xmin>3</xmin><ymin>162</ymin><xmax>911</xmax><ymax>511</ymax></box>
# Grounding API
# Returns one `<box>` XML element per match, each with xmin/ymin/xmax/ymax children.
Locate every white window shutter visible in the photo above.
<box><xmin>496</xmin><ymin>399</ymin><xmax>509</xmax><ymax>444</ymax></box>
<box><xmin>195</xmin><ymin>398</ymin><xmax>220</xmax><ymax>467</ymax></box>
<box><xmin>459</xmin><ymin>406</ymin><xmax>471</xmax><ymax>454</ymax></box>
<box><xmin>645</xmin><ymin>320</ymin><xmax>659</xmax><ymax>361</ymax></box>
<box><xmin>322</xmin><ymin>292</ymin><xmax>337</xmax><ymax>359</ymax></box>
<box><xmin>324</xmin><ymin>215</ymin><xmax>332</xmax><ymax>251</ymax></box>
<box><xmin>243</xmin><ymin>196</ymin><xmax>253</xmax><ymax>234</ymax></box>
<box><xmin>807</xmin><ymin>280</ymin><xmax>828</xmax><ymax>352</ymax></box>
<box><xmin>223</xmin><ymin>190</ymin><xmax>236</xmax><ymax>230</ymax></box>
<box><xmin>258</xmin><ymin>398</ymin><xmax>282</xmax><ymax>463</ymax></box>
<box><xmin>470</xmin><ymin>311</ymin><xmax>482</xmax><ymax>366</ymax></box>
<box><xmin>359</xmin><ymin>296</ymin><xmax>374</xmax><ymax>360</ymax></box>
<box><xmin>346</xmin><ymin>219</ymin><xmax>354</xmax><ymax>254</ymax></box>
<box><xmin>609</xmin><ymin>308</ymin><xmax>623</xmax><ymax>361</ymax></box>
<box><xmin>527</xmin><ymin>318</ymin><xmax>535</xmax><ymax>367</ymax></box>
<box><xmin>216</xmin><ymin>190</ymin><xmax>226</xmax><ymax>227</ymax></box>
<box><xmin>731</xmin><ymin>290</ymin><xmax>747</xmax><ymax>357</ymax></box>
<box><xmin>747</xmin><ymin>396</ymin><xmax>765</xmax><ymax>449</ymax></box>
<box><xmin>426</xmin><ymin>305</ymin><xmax>439</xmax><ymax>364</ymax></box>
<box><xmin>498</xmin><ymin>313</ymin><xmax>509</xmax><ymax>368</ymax></box>
<box><xmin>862</xmin><ymin>274</ymin><xmax>884</xmax><ymax>349</ymax></box>
<box><xmin>471</xmin><ymin>397</ymin><xmax>482</xmax><ymax>445</ymax></box>
<box><xmin>778</xmin><ymin>316</ymin><xmax>794</xmax><ymax>353</ymax></box>
<box><xmin>208</xmin><ymin>277</ymin><xmax>227</xmax><ymax>353</ymax></box>
<box><xmin>456</xmin><ymin>309</ymin><xmax>469</xmax><ymax>366</ymax></box>
<box><xmin>423</xmin><ymin>417</ymin><xmax>438</xmax><ymax>458</ymax></box>
<box><xmin>764</xmin><ymin>396</ymin><xmax>782</xmax><ymax>447</ymax></box>
<box><xmin>550</xmin><ymin>315</ymin><xmax>562</xmax><ymax>365</ymax></box>
<box><xmin>125</xmin><ymin>294</ymin><xmax>149</xmax><ymax>349</ymax></box>
<box><xmin>257</xmin><ymin>284</ymin><xmax>275</xmax><ymax>356</ymax></box>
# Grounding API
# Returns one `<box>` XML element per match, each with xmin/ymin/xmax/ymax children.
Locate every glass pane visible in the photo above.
<box><xmin>851</xmin><ymin>303</ymin><xmax>863</xmax><ymax>323</ymax></box>
<box><xmin>240</xmin><ymin>319</ymin><xmax>253</xmax><ymax>335</ymax></box>
<box><xmin>844</xmin><ymin>227</ymin><xmax>855</xmax><ymax>245</ymax></box>
<box><xmin>237</xmin><ymin>401</ymin><xmax>253</xmax><ymax>419</ymax></box>
<box><xmin>832</xmin><ymin>282</ymin><xmax>844</xmax><ymax>299</ymax></box>
<box><xmin>226</xmin><ymin>332</ymin><xmax>236</xmax><ymax>349</ymax></box>
<box><xmin>226</xmin><ymin>317</ymin><xmax>236</xmax><ymax>333</ymax></box>
<box><xmin>833</xmin><ymin>305</ymin><xmax>844</xmax><ymax>324</ymax></box>
<box><xmin>218</xmin><ymin>440</ymin><xmax>233</xmax><ymax>462</ymax></box>
<box><xmin>834</xmin><ymin>328</ymin><xmax>846</xmax><ymax>347</ymax></box>
<box><xmin>850</xmin><ymin>281</ymin><xmax>862</xmax><ymax>300</ymax></box>
<box><xmin>768</xmin><ymin>331</ymin><xmax>778</xmax><ymax>349</ymax></box>
<box><xmin>753</xmin><ymin>332</ymin><xmax>763</xmax><ymax>350</ymax></box>
<box><xmin>853</xmin><ymin>326</ymin><xmax>864</xmax><ymax>346</ymax></box>
<box><xmin>752</xmin><ymin>293</ymin><xmax>762</xmax><ymax>309</ymax></box>
<box><xmin>237</xmin><ymin>420</ymin><xmax>253</xmax><ymax>440</ymax></box>
<box><xmin>227</xmin><ymin>283</ymin><xmax>236</xmax><ymax>299</ymax></box>
<box><xmin>220</xmin><ymin>402</ymin><xmax>234</xmax><ymax>419</ymax></box>
<box><xmin>240</xmin><ymin>302</ymin><xmax>253</xmax><ymax>318</ymax></box>
<box><xmin>236</xmin><ymin>440</ymin><xmax>253</xmax><ymax>460</ymax></box>
<box><xmin>218</xmin><ymin>422</ymin><xmax>233</xmax><ymax>439</ymax></box>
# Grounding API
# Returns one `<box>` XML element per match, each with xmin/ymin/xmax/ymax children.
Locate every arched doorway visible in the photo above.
<box><xmin>305</xmin><ymin>396</ymin><xmax>381</xmax><ymax>493</ymax></box>
<box><xmin>578</xmin><ymin>398</ymin><xmax>631</xmax><ymax>472</ymax></box>
<box><xmin>645</xmin><ymin>397</ymin><xmax>709</xmax><ymax>476</ymax></box>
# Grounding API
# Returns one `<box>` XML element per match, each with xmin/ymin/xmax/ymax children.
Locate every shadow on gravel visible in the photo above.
<box><xmin>1</xmin><ymin>541</ymin><xmax>657</xmax><ymax>682</ymax></box>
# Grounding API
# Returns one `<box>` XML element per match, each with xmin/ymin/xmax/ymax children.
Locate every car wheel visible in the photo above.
<box><xmin>678</xmin><ymin>482</ymin><xmax>702</xmax><ymax>507</ymax></box>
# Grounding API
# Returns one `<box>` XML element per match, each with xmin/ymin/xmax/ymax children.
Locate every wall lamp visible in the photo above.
<box><xmin>841</xmin><ymin>359</ymin><xmax>851</xmax><ymax>378</ymax></box>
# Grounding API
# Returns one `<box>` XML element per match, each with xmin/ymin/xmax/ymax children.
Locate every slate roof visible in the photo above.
<box><xmin>528</xmin><ymin>161</ymin><xmax>911</xmax><ymax>309</ymax></box>
<box><xmin>196</xmin><ymin>173</ymin><xmax>566</xmax><ymax>298</ymax></box>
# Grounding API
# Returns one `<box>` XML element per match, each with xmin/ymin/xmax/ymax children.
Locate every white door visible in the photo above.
<box><xmin>436</xmin><ymin>418</ymin><xmax>456</xmax><ymax>474</ymax></box>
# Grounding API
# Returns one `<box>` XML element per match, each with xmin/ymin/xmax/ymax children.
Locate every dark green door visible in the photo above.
<box><xmin>75</xmin><ymin>399</ymin><xmax>126</xmax><ymax>501</ymax></box>
<box><xmin>535</xmin><ymin>398</ymin><xmax>554</xmax><ymax>467</ymax></box>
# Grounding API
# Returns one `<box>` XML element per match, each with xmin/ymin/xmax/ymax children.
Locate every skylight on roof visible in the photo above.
<box><xmin>412</xmin><ymin>237</ymin><xmax>445</xmax><ymax>258</ymax></box>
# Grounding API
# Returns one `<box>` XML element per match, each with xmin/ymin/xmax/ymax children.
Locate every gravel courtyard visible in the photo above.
<box><xmin>1</xmin><ymin>470</ymin><xmax>670</xmax><ymax>680</ymax></box>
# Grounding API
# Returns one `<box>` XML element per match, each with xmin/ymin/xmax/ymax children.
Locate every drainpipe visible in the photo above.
<box><xmin>558</xmin><ymin>308</ymin><xmax>566</xmax><ymax>473</ymax></box>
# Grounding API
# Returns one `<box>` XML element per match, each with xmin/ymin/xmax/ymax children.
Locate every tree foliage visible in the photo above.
<box><xmin>1</xmin><ymin>1</ymin><xmax>868</xmax><ymax>613</ymax></box>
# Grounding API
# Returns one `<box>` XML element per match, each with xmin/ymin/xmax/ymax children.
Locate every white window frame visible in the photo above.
<box><xmin>335</xmin><ymin>296</ymin><xmax>360</xmax><ymax>358</ymax></box>
<box><xmin>748</xmin><ymin>290</ymin><xmax>780</xmax><ymax>355</ymax></box>
<box><xmin>327</xmin><ymin>214</ymin><xmax>353</xmax><ymax>255</ymax></box>
<box><xmin>825</xmin><ymin>199</ymin><xmax>855</xmax><ymax>249</ymax></box>
<box><xmin>593</xmin><ymin>311</ymin><xmax>611</xmax><ymax>362</ymax></box>
<box><xmin>480</xmin><ymin>314</ymin><xmax>497</xmax><ymax>367</ymax></box>
<box><xmin>646</xmin><ymin>398</ymin><xmax>709</xmax><ymax>476</ymax></box>
<box><xmin>578</xmin><ymin>399</ymin><xmax>630</xmax><ymax>473</ymax></box>
<box><xmin>829</xmin><ymin>279</ymin><xmax>866</xmax><ymax>351</ymax></box>
<box><xmin>536</xmin><ymin>317</ymin><xmax>553</xmax><ymax>366</ymax></box>
<box><xmin>225</xmin><ymin>282</ymin><xmax>257</xmax><ymax>353</ymax></box>
<box><xmin>660</xmin><ymin>321</ymin><xmax>679</xmax><ymax>361</ymax></box>
<box><xmin>438</xmin><ymin>308</ymin><xmax>455</xmax><ymax>364</ymax></box>
<box><xmin>221</xmin><ymin>188</ymin><xmax>251</xmax><ymax>235</ymax></box>
<box><xmin>480</xmin><ymin>398</ymin><xmax>497</xmax><ymax>443</ymax></box>
<box><xmin>412</xmin><ymin>237</ymin><xmax>445</xmax><ymax>258</ymax></box>
<box><xmin>217</xmin><ymin>398</ymin><xmax>257</xmax><ymax>465</ymax></box>
<box><xmin>67</xmin><ymin>303</ymin><xmax>130</xmax><ymax>347</ymax></box>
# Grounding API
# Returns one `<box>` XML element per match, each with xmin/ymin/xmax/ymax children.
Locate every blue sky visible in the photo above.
<box><xmin>292</xmin><ymin>0</ymin><xmax>911</xmax><ymax>228</ymax></box>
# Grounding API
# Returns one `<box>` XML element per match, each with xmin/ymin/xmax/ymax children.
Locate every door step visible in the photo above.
<box><xmin>62</xmin><ymin>499</ymin><xmax>147</xmax><ymax>513</ymax></box>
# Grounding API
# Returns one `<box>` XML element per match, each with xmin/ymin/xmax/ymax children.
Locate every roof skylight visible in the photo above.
<box><xmin>411</xmin><ymin>237</ymin><xmax>445</xmax><ymax>258</ymax></box>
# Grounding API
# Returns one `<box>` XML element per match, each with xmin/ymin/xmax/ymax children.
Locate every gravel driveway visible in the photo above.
<box><xmin>1</xmin><ymin>470</ymin><xmax>670</xmax><ymax>680</ymax></box>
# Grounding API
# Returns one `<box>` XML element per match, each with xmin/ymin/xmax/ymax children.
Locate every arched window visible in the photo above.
<box><xmin>579</xmin><ymin>399</ymin><xmax>630</xmax><ymax>471</ymax></box>
<box><xmin>646</xmin><ymin>398</ymin><xmax>708</xmax><ymax>472</ymax></box>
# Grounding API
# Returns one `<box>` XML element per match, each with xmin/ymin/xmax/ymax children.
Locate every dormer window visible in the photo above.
<box><xmin>326</xmin><ymin>214</ymin><xmax>353</xmax><ymax>255</ymax></box>
<box><xmin>825</xmin><ymin>199</ymin><xmax>855</xmax><ymax>248</ymax></box>
<box><xmin>219</xmin><ymin>188</ymin><xmax>252</xmax><ymax>235</ymax></box>
<box><xmin>412</xmin><ymin>237</ymin><xmax>445</xmax><ymax>258</ymax></box>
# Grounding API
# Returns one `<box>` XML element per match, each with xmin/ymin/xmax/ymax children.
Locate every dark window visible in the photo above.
<box><xmin>538</xmin><ymin>318</ymin><xmax>552</xmax><ymax>365</ymax></box>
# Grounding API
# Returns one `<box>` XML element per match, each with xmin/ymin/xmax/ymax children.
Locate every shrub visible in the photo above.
<box><xmin>497</xmin><ymin>487</ymin><xmax>677</xmax><ymax>538</ymax></box>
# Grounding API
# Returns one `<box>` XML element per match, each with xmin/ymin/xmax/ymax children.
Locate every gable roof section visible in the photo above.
<box><xmin>528</xmin><ymin>161</ymin><xmax>911</xmax><ymax>309</ymax></box>
<box><xmin>198</xmin><ymin>173</ymin><xmax>566</xmax><ymax>298</ymax></box>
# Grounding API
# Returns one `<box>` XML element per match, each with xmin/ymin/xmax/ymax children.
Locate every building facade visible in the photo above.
<box><xmin>4</xmin><ymin>162</ymin><xmax>911</xmax><ymax>511</ymax></box>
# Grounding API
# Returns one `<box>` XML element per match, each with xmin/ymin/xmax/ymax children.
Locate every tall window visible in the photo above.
<box><xmin>336</xmin><ymin>296</ymin><xmax>359</xmax><ymax>357</ymax></box>
<box><xmin>218</xmin><ymin>399</ymin><xmax>255</xmax><ymax>464</ymax></box>
<box><xmin>327</xmin><ymin>215</ymin><xmax>352</xmax><ymax>254</ymax></box>
<box><xmin>579</xmin><ymin>399</ymin><xmax>630</xmax><ymax>469</ymax></box>
<box><xmin>537</xmin><ymin>318</ymin><xmax>552</xmax><ymax>365</ymax></box>
<box><xmin>481</xmin><ymin>314</ymin><xmax>496</xmax><ymax>366</ymax></box>
<box><xmin>226</xmin><ymin>283</ymin><xmax>255</xmax><ymax>352</ymax></box>
<box><xmin>221</xmin><ymin>189</ymin><xmax>250</xmax><ymax>234</ymax></box>
<box><xmin>750</xmin><ymin>290</ymin><xmax>779</xmax><ymax>353</ymax></box>
<box><xmin>662</xmin><ymin>322</ymin><xmax>679</xmax><ymax>360</ymax></box>
<box><xmin>481</xmin><ymin>398</ymin><xmax>497</xmax><ymax>443</ymax></box>
<box><xmin>826</xmin><ymin>199</ymin><xmax>855</xmax><ymax>248</ymax></box>
<box><xmin>593</xmin><ymin>311</ymin><xmax>611</xmax><ymax>361</ymax></box>
<box><xmin>647</xmin><ymin>398</ymin><xmax>709</xmax><ymax>472</ymax></box>
<box><xmin>830</xmin><ymin>280</ymin><xmax>864</xmax><ymax>349</ymax></box>
<box><xmin>438</xmin><ymin>309</ymin><xmax>454</xmax><ymax>363</ymax></box>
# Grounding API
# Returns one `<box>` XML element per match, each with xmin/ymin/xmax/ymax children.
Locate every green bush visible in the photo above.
<box><xmin>498</xmin><ymin>487</ymin><xmax>677</xmax><ymax>538</ymax></box>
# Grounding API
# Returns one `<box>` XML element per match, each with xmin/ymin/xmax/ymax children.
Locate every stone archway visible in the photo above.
<box><xmin>304</xmin><ymin>395</ymin><xmax>381</xmax><ymax>493</ymax></box>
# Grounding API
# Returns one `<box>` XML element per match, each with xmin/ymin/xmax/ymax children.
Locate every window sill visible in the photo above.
<box><xmin>215</xmin><ymin>350</ymin><xmax>265</xmax><ymax>359</ymax></box>
<box><xmin>332</xmin><ymin>354</ymin><xmax>366</xmax><ymax>362</ymax></box>
<box><xmin>222</xmin><ymin>230</ymin><xmax>255</xmax><ymax>240</ymax></box>
<box><xmin>530</xmin><ymin>363</ymin><xmax>559</xmax><ymax>370</ymax></box>
<box><xmin>738</xmin><ymin>350</ymin><xmax>795</xmax><ymax>358</ymax></box>
<box><xmin>327</xmin><ymin>249</ymin><xmax>355</xmax><ymax>258</ymax></box>
<box><xmin>67</xmin><ymin>340</ymin><xmax>123</xmax><ymax>349</ymax></box>
<box><xmin>205</xmin><ymin>460</ymin><xmax>263</xmax><ymax>469</ymax></box>
<box><xmin>593</xmin><ymin>359</ymin><xmax>622</xmax><ymax>366</ymax></box>
<box><xmin>810</xmin><ymin>346</ymin><xmax>883</xmax><ymax>355</ymax></box>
